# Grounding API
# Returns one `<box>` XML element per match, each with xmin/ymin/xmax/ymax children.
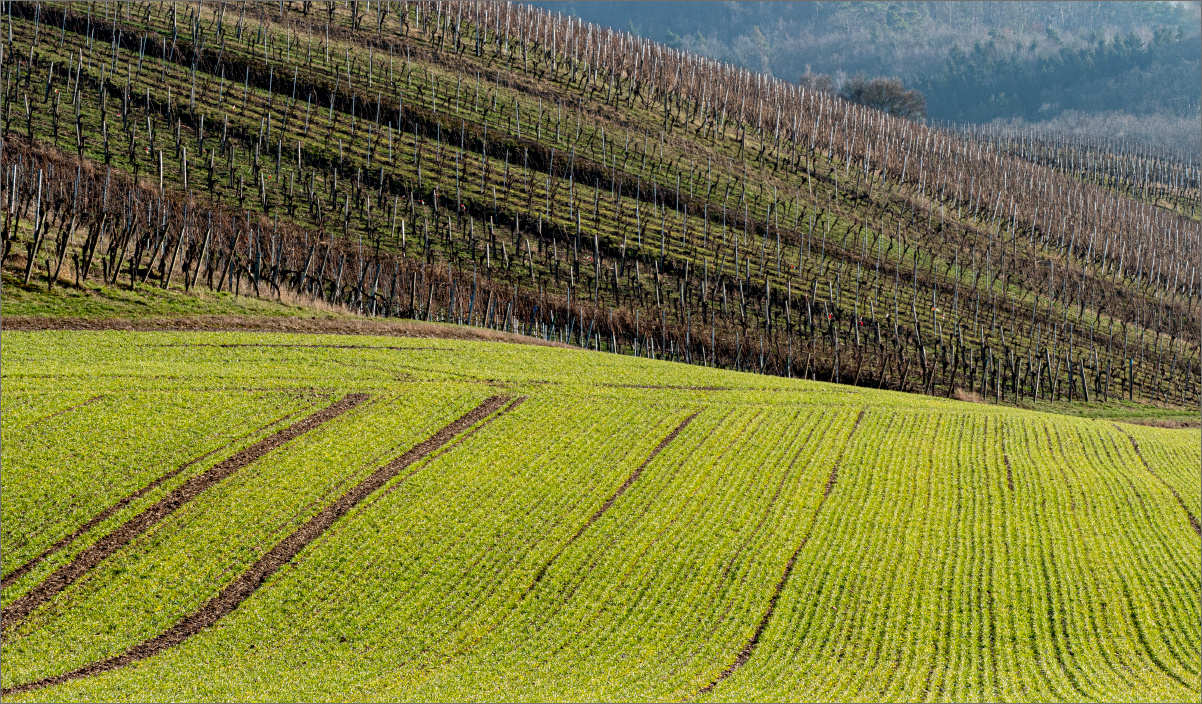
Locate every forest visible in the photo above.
<box><xmin>537</xmin><ymin>0</ymin><xmax>1202</xmax><ymax>145</ymax></box>
<box><xmin>921</xmin><ymin>27</ymin><xmax>1201</xmax><ymax>126</ymax></box>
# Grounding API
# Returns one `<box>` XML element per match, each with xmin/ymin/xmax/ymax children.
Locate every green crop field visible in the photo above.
<box><xmin>1</xmin><ymin>1</ymin><xmax>1197</xmax><ymax>701</ymax></box>
<box><xmin>1</xmin><ymin>328</ymin><xmax>1197</xmax><ymax>702</ymax></box>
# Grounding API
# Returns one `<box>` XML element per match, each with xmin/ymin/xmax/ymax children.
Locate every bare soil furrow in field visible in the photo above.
<box><xmin>699</xmin><ymin>407</ymin><xmax>868</xmax><ymax>695</ymax></box>
<box><xmin>0</xmin><ymin>395</ymin><xmax>512</xmax><ymax>697</ymax></box>
<box><xmin>0</xmin><ymin>408</ymin><xmax>311</xmax><ymax>589</ymax></box>
<box><xmin>16</xmin><ymin>395</ymin><xmax>104</xmax><ymax>432</ymax></box>
<box><xmin>1117</xmin><ymin>426</ymin><xmax>1201</xmax><ymax>536</ymax></box>
<box><xmin>825</xmin><ymin>409</ymin><xmax>868</xmax><ymax>497</ymax></box>
<box><xmin>152</xmin><ymin>344</ymin><xmax>454</xmax><ymax>351</ymax></box>
<box><xmin>0</xmin><ymin>394</ymin><xmax>368</xmax><ymax>632</ymax></box>
<box><xmin>2</xmin><ymin>316</ymin><xmax>571</xmax><ymax>348</ymax></box>
<box><xmin>523</xmin><ymin>410</ymin><xmax>702</xmax><ymax>595</ymax></box>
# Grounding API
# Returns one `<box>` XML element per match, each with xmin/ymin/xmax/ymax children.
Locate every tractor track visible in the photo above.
<box><xmin>1116</xmin><ymin>425</ymin><xmax>1201</xmax><ymax>536</ymax></box>
<box><xmin>524</xmin><ymin>410</ymin><xmax>701</xmax><ymax>594</ymax></box>
<box><xmin>698</xmin><ymin>407</ymin><xmax>867</xmax><ymax>696</ymax></box>
<box><xmin>0</xmin><ymin>393</ymin><xmax>369</xmax><ymax>632</ymax></box>
<box><xmin>1</xmin><ymin>408</ymin><xmax>311</xmax><ymax>589</ymax></box>
<box><xmin>1</xmin><ymin>395</ymin><xmax>515</xmax><ymax>697</ymax></box>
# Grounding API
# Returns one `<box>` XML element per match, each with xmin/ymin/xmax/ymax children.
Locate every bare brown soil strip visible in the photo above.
<box><xmin>699</xmin><ymin>407</ymin><xmax>867</xmax><ymax>696</ymax></box>
<box><xmin>573</xmin><ymin>412</ymin><xmax>702</xmax><ymax>540</ymax></box>
<box><xmin>16</xmin><ymin>395</ymin><xmax>104</xmax><ymax>431</ymax></box>
<box><xmin>0</xmin><ymin>395</ymin><xmax>512</xmax><ymax>697</ymax></box>
<box><xmin>374</xmin><ymin>397</ymin><xmax>527</xmax><ymax>505</ymax></box>
<box><xmin>0</xmin><ymin>409</ymin><xmax>309</xmax><ymax>589</ymax></box>
<box><xmin>701</xmin><ymin>412</ymin><xmax>831</xmax><ymax>644</ymax></box>
<box><xmin>523</xmin><ymin>411</ymin><xmax>701</xmax><ymax>594</ymax></box>
<box><xmin>152</xmin><ymin>343</ymin><xmax>454</xmax><ymax>351</ymax></box>
<box><xmin>1116</xmin><ymin>425</ymin><xmax>1201</xmax><ymax>536</ymax></box>
<box><xmin>0</xmin><ymin>394</ymin><xmax>368</xmax><ymax>632</ymax></box>
<box><xmin>824</xmin><ymin>409</ymin><xmax>868</xmax><ymax>497</ymax></box>
<box><xmin>2</xmin><ymin>315</ymin><xmax>571</xmax><ymax>348</ymax></box>
<box><xmin>1118</xmin><ymin>418</ymin><xmax>1201</xmax><ymax>429</ymax></box>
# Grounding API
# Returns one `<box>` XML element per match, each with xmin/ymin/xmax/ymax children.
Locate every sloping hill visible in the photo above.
<box><xmin>1</xmin><ymin>0</ymin><xmax>1198</xmax><ymax>412</ymax></box>
<box><xmin>1</xmin><ymin>329</ymin><xmax>1197</xmax><ymax>701</ymax></box>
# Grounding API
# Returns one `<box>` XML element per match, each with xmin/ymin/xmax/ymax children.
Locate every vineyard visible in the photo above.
<box><xmin>0</xmin><ymin>0</ymin><xmax>1198</xmax><ymax>408</ymax></box>
<box><xmin>947</xmin><ymin>120</ymin><xmax>1201</xmax><ymax>221</ymax></box>
<box><xmin>0</xmin><ymin>329</ymin><xmax>1198</xmax><ymax>701</ymax></box>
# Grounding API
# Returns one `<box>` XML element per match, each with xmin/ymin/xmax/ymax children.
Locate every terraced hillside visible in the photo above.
<box><xmin>1</xmin><ymin>1</ymin><xmax>1198</xmax><ymax>408</ymax></box>
<box><xmin>1</xmin><ymin>328</ymin><xmax>1198</xmax><ymax>702</ymax></box>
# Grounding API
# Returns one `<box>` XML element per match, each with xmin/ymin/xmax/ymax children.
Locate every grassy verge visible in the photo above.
<box><xmin>955</xmin><ymin>386</ymin><xmax>1199</xmax><ymax>426</ymax></box>
<box><xmin>4</xmin><ymin>269</ymin><xmax>1194</xmax><ymax>428</ymax></box>
<box><xmin>1</xmin><ymin>272</ymin><xmax>344</xmax><ymax>320</ymax></box>
<box><xmin>0</xmin><ymin>270</ymin><xmax>575</xmax><ymax>348</ymax></box>
<box><xmin>1019</xmin><ymin>397</ymin><xmax>1198</xmax><ymax>427</ymax></box>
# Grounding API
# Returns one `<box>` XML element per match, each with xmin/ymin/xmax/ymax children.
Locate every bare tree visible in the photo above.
<box><xmin>797</xmin><ymin>70</ymin><xmax>836</xmax><ymax>94</ymax></box>
<box><xmin>839</xmin><ymin>77</ymin><xmax>927</xmax><ymax>120</ymax></box>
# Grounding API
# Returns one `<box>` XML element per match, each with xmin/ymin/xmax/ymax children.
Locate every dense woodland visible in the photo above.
<box><xmin>535</xmin><ymin>2</ymin><xmax>1199</xmax><ymax>78</ymax></box>
<box><xmin>1</xmin><ymin>0</ymin><xmax>1198</xmax><ymax>409</ymax></box>
<box><xmin>920</xmin><ymin>27</ymin><xmax>1201</xmax><ymax>126</ymax></box>
<box><xmin>535</xmin><ymin>1</ymin><xmax>1202</xmax><ymax>130</ymax></box>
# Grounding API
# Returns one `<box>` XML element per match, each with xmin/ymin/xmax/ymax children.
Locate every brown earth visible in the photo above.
<box><xmin>0</xmin><ymin>394</ymin><xmax>368</xmax><ymax>633</ymax></box>
<box><xmin>0</xmin><ymin>315</ymin><xmax>573</xmax><ymax>348</ymax></box>
<box><xmin>150</xmin><ymin>343</ymin><xmax>455</xmax><ymax>351</ymax></box>
<box><xmin>1120</xmin><ymin>418</ymin><xmax>1202</xmax><ymax>429</ymax></box>
<box><xmin>0</xmin><ymin>407</ymin><xmax>311</xmax><ymax>590</ymax></box>
<box><xmin>1</xmin><ymin>395</ymin><xmax>515</xmax><ymax>697</ymax></box>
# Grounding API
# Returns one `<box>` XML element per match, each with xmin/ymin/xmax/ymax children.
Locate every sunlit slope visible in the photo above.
<box><xmin>1</xmin><ymin>390</ymin><xmax>321</xmax><ymax>603</ymax></box>
<box><xmin>1</xmin><ymin>331</ymin><xmax>1198</xmax><ymax>702</ymax></box>
<box><xmin>4</xmin><ymin>0</ymin><xmax>1197</xmax><ymax>406</ymax></box>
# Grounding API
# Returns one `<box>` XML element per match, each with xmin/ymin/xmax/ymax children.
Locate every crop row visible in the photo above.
<box><xmin>701</xmin><ymin>411</ymin><xmax>1200</xmax><ymax>702</ymax></box>
<box><xmin>1120</xmin><ymin>423</ymin><xmax>1202</xmax><ymax>524</ymax></box>
<box><xmin>22</xmin><ymin>390</ymin><xmax>699</xmax><ymax>700</ymax></box>
<box><xmin>0</xmin><ymin>386</ymin><xmax>487</xmax><ymax>690</ymax></box>
<box><xmin>1</xmin><ymin>389</ymin><xmax>316</xmax><ymax>594</ymax></box>
<box><xmin>1</xmin><ymin>329</ymin><xmax>1197</xmax><ymax>700</ymax></box>
<box><xmin>395</xmin><ymin>406</ymin><xmax>863</xmax><ymax>702</ymax></box>
<box><xmin>0</xmin><ymin>388</ymin><xmax>101</xmax><ymax>430</ymax></box>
